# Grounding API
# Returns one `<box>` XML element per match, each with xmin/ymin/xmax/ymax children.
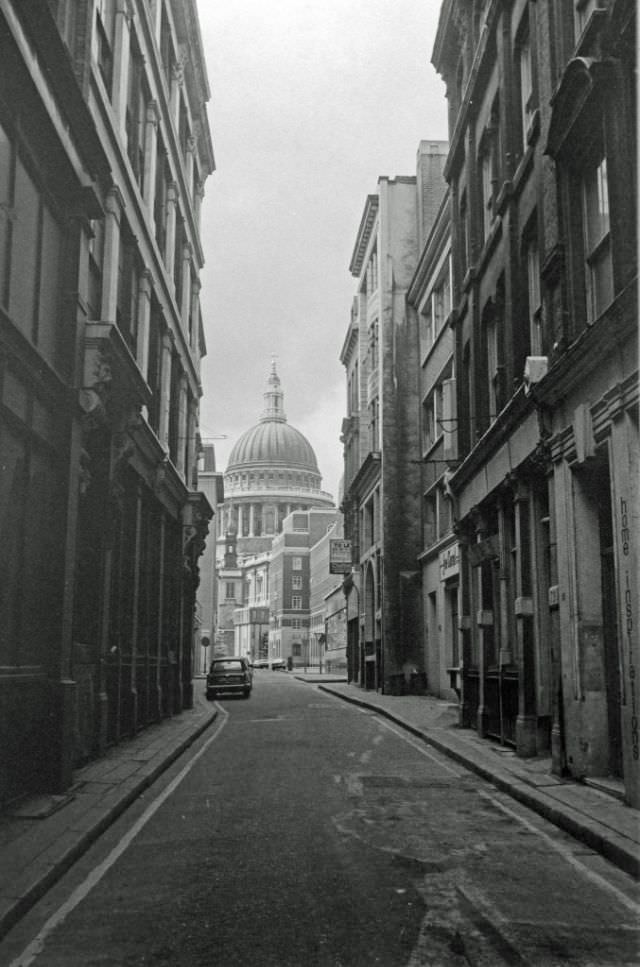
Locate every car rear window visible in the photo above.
<box><xmin>212</xmin><ymin>660</ymin><xmax>243</xmax><ymax>671</ymax></box>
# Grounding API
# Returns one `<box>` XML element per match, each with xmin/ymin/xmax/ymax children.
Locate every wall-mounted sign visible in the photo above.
<box><xmin>439</xmin><ymin>542</ymin><xmax>460</xmax><ymax>581</ymax></box>
<box><xmin>330</xmin><ymin>539</ymin><xmax>352</xmax><ymax>574</ymax></box>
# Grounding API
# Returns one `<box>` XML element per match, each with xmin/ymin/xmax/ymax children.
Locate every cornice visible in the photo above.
<box><xmin>349</xmin><ymin>195</ymin><xmax>379</xmax><ymax>277</ymax></box>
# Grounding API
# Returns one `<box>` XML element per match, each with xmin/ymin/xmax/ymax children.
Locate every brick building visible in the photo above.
<box><xmin>0</xmin><ymin>0</ymin><xmax>214</xmax><ymax>804</ymax></box>
<box><xmin>433</xmin><ymin>0</ymin><xmax>637</xmax><ymax>803</ymax></box>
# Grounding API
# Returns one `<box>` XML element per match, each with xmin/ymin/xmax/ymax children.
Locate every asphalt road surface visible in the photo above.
<box><xmin>2</xmin><ymin>673</ymin><xmax>639</xmax><ymax>966</ymax></box>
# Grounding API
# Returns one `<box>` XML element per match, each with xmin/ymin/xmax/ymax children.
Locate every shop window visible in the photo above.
<box><xmin>0</xmin><ymin>374</ymin><xmax>62</xmax><ymax>664</ymax></box>
<box><xmin>446</xmin><ymin>583</ymin><xmax>460</xmax><ymax>666</ymax></box>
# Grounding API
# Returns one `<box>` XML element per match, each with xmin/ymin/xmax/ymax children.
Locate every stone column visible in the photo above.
<box><xmin>158</xmin><ymin>329</ymin><xmax>173</xmax><ymax>450</ymax></box>
<box><xmin>136</xmin><ymin>269</ymin><xmax>152</xmax><ymax>383</ymax></box>
<box><xmin>186</xmin><ymin>398</ymin><xmax>197</xmax><ymax>490</ymax></box>
<box><xmin>186</xmin><ymin>135</ymin><xmax>196</xmax><ymax>201</ymax></box>
<box><xmin>170</xmin><ymin>59</ymin><xmax>183</xmax><ymax>131</ymax></box>
<box><xmin>514</xmin><ymin>481</ymin><xmax>537</xmax><ymax>757</ymax></box>
<box><xmin>149</xmin><ymin>0</ymin><xmax>162</xmax><ymax>43</ymax></box>
<box><xmin>180</xmin><ymin>242</ymin><xmax>192</xmax><ymax>332</ymax></box>
<box><xmin>101</xmin><ymin>186</ymin><xmax>125</xmax><ymax>322</ymax></box>
<box><xmin>112</xmin><ymin>0</ymin><xmax>134</xmax><ymax>141</ymax></box>
<box><xmin>194</xmin><ymin>180</ymin><xmax>205</xmax><ymax>233</ymax></box>
<box><xmin>249</xmin><ymin>504</ymin><xmax>255</xmax><ymax>537</ymax></box>
<box><xmin>190</xmin><ymin>277</ymin><xmax>201</xmax><ymax>353</ymax></box>
<box><xmin>164</xmin><ymin>182</ymin><xmax>178</xmax><ymax>283</ymax></box>
<box><xmin>143</xmin><ymin>100</ymin><xmax>160</xmax><ymax>214</ymax></box>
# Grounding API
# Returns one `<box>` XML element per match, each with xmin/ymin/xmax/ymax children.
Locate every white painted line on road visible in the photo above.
<box><xmin>9</xmin><ymin>709</ymin><xmax>230</xmax><ymax>967</ymax></box>
<box><xmin>479</xmin><ymin>790</ymin><xmax>640</xmax><ymax>917</ymax></box>
<box><xmin>375</xmin><ymin>719</ymin><xmax>462</xmax><ymax>778</ymax></box>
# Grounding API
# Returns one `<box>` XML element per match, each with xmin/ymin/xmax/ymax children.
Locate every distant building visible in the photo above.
<box><xmin>269</xmin><ymin>508</ymin><xmax>340</xmax><ymax>668</ymax></box>
<box><xmin>340</xmin><ymin>143</ymin><xmax>448</xmax><ymax>692</ymax></box>
<box><xmin>0</xmin><ymin>0</ymin><xmax>214</xmax><ymax>804</ymax></box>
<box><xmin>215</xmin><ymin>363</ymin><xmax>336</xmax><ymax>664</ymax></box>
<box><xmin>195</xmin><ymin>445</ymin><xmax>225</xmax><ymax>674</ymax></box>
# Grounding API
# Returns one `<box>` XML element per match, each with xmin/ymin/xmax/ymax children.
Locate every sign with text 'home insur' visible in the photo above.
<box><xmin>330</xmin><ymin>540</ymin><xmax>352</xmax><ymax>574</ymax></box>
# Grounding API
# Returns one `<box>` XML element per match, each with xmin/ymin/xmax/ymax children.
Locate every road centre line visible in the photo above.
<box><xmin>10</xmin><ymin>710</ymin><xmax>230</xmax><ymax>967</ymax></box>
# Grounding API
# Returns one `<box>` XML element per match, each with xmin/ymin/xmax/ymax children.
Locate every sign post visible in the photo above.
<box><xmin>330</xmin><ymin>539</ymin><xmax>352</xmax><ymax>575</ymax></box>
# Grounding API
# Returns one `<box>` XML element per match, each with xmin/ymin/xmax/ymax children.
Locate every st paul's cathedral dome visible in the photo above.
<box><xmin>217</xmin><ymin>363</ymin><xmax>334</xmax><ymax>559</ymax></box>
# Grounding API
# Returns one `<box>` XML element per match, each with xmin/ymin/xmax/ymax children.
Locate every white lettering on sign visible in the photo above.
<box><xmin>330</xmin><ymin>539</ymin><xmax>352</xmax><ymax>574</ymax></box>
<box><xmin>439</xmin><ymin>543</ymin><xmax>459</xmax><ymax>581</ymax></box>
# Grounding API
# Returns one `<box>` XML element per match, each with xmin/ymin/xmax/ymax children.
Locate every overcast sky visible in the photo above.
<box><xmin>196</xmin><ymin>1</ymin><xmax>448</xmax><ymax>501</ymax></box>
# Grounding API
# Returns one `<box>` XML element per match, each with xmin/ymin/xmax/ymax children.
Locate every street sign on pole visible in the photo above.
<box><xmin>330</xmin><ymin>539</ymin><xmax>352</xmax><ymax>574</ymax></box>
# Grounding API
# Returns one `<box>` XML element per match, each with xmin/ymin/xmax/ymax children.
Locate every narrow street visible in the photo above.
<box><xmin>3</xmin><ymin>674</ymin><xmax>639</xmax><ymax>967</ymax></box>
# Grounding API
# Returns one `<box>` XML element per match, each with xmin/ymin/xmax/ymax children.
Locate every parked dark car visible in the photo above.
<box><xmin>206</xmin><ymin>656</ymin><xmax>252</xmax><ymax>700</ymax></box>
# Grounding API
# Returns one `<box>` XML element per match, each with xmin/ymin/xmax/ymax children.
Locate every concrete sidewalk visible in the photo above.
<box><xmin>0</xmin><ymin>679</ymin><xmax>217</xmax><ymax>941</ymax></box>
<box><xmin>295</xmin><ymin>674</ymin><xmax>640</xmax><ymax>880</ymax></box>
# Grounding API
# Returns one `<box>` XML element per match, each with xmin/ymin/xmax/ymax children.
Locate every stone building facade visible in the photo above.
<box><xmin>340</xmin><ymin>143</ymin><xmax>448</xmax><ymax>692</ymax></box>
<box><xmin>0</xmin><ymin>0</ymin><xmax>214</xmax><ymax>804</ymax></box>
<box><xmin>433</xmin><ymin>0</ymin><xmax>637</xmax><ymax>803</ymax></box>
<box><xmin>406</xmin><ymin>186</ymin><xmax>459</xmax><ymax>701</ymax></box>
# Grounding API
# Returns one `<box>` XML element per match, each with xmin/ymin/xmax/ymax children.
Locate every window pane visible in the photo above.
<box><xmin>584</xmin><ymin>158</ymin><xmax>610</xmax><ymax>250</ymax></box>
<box><xmin>0</xmin><ymin>122</ymin><xmax>12</xmax><ymax>306</ymax></box>
<box><xmin>590</xmin><ymin>242</ymin><xmax>614</xmax><ymax>318</ymax></box>
<box><xmin>0</xmin><ymin>426</ymin><xmax>27</xmax><ymax>661</ymax></box>
<box><xmin>37</xmin><ymin>205</ymin><xmax>64</xmax><ymax>368</ymax></box>
<box><xmin>21</xmin><ymin>447</ymin><xmax>62</xmax><ymax>661</ymax></box>
<box><xmin>9</xmin><ymin>157</ymin><xmax>39</xmax><ymax>337</ymax></box>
